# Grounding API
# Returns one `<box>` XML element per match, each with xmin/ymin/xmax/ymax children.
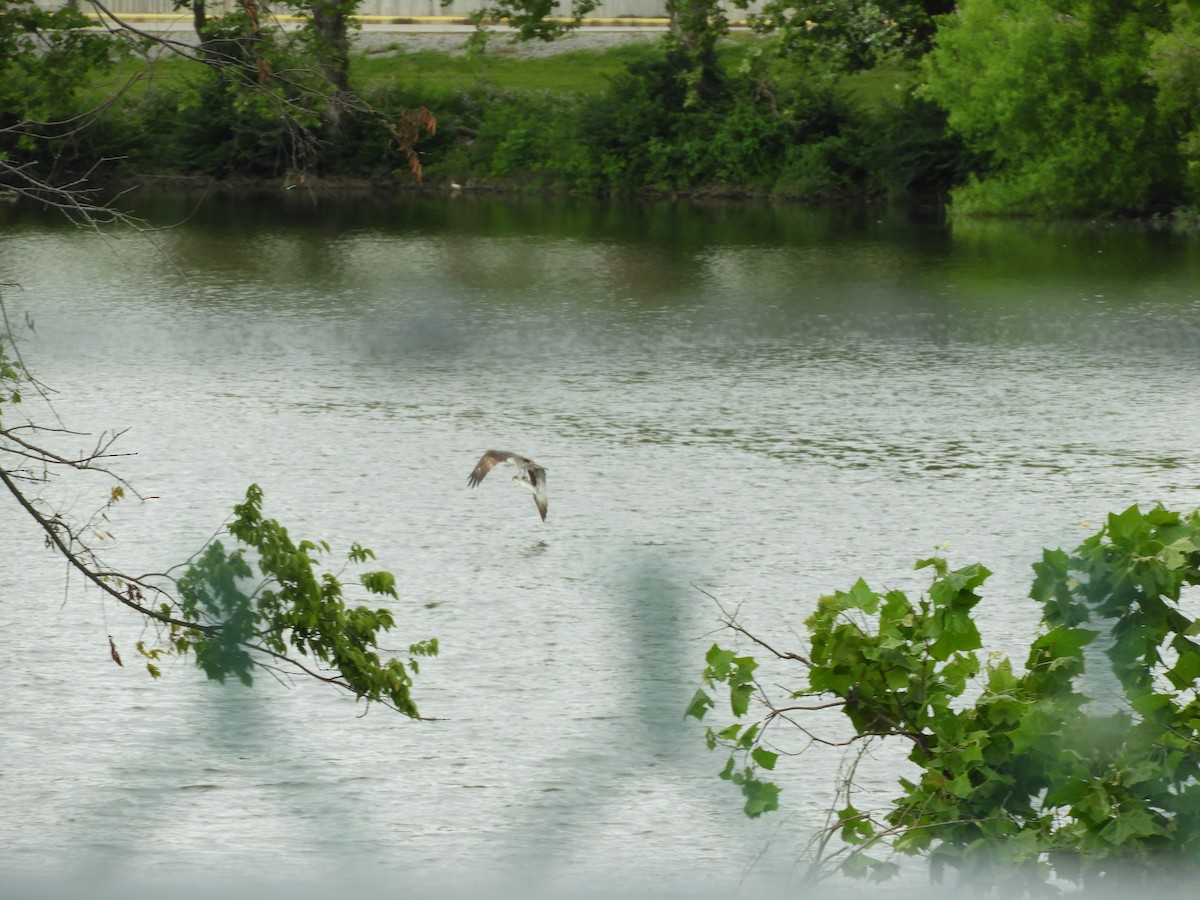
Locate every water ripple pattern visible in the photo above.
<box><xmin>1</xmin><ymin>196</ymin><xmax>1199</xmax><ymax>895</ymax></box>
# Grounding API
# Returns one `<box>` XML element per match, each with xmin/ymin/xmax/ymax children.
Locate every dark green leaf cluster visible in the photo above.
<box><xmin>693</xmin><ymin>504</ymin><xmax>1200</xmax><ymax>889</ymax></box>
<box><xmin>0</xmin><ymin>0</ymin><xmax>119</xmax><ymax>135</ymax></box>
<box><xmin>808</xmin><ymin>559</ymin><xmax>988</xmax><ymax>739</ymax></box>
<box><xmin>176</xmin><ymin>483</ymin><xmax>436</xmax><ymax>717</ymax></box>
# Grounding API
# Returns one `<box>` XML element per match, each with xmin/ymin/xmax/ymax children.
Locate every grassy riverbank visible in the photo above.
<box><xmin>76</xmin><ymin>36</ymin><xmax>957</xmax><ymax>205</ymax></box>
<box><xmin>17</xmin><ymin>3</ymin><xmax>1199</xmax><ymax>219</ymax></box>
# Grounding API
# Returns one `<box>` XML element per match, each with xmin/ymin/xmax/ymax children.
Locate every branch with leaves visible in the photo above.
<box><xmin>689</xmin><ymin>506</ymin><xmax>1200</xmax><ymax>889</ymax></box>
<box><xmin>1</xmin><ymin>302</ymin><xmax>436</xmax><ymax>717</ymax></box>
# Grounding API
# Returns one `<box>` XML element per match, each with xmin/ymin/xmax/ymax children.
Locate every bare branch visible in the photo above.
<box><xmin>694</xmin><ymin>583</ymin><xmax>813</xmax><ymax>664</ymax></box>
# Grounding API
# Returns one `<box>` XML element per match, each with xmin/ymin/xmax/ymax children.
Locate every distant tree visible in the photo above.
<box><xmin>164</xmin><ymin>0</ymin><xmax>354</xmax><ymax>134</ymax></box>
<box><xmin>0</xmin><ymin>0</ymin><xmax>122</xmax><ymax>201</ymax></box>
<box><xmin>921</xmin><ymin>0</ymin><xmax>1183</xmax><ymax>216</ymax></box>
<box><xmin>662</xmin><ymin>0</ymin><xmax>736</xmax><ymax>105</ymax></box>
<box><xmin>652</xmin><ymin>0</ymin><xmax>954</xmax><ymax>108</ymax></box>
<box><xmin>83</xmin><ymin>0</ymin><xmax>435</xmax><ymax>180</ymax></box>
<box><xmin>1149</xmin><ymin>2</ymin><xmax>1200</xmax><ymax>212</ymax></box>
<box><xmin>456</xmin><ymin>0</ymin><xmax>600</xmax><ymax>50</ymax></box>
<box><xmin>740</xmin><ymin>0</ymin><xmax>955</xmax><ymax>71</ymax></box>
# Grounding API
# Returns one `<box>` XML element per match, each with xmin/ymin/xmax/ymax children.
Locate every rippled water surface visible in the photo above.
<box><xmin>2</xmin><ymin>195</ymin><xmax>1199</xmax><ymax>896</ymax></box>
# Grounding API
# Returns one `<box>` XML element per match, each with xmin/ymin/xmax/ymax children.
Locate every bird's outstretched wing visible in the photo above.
<box><xmin>467</xmin><ymin>450</ymin><xmax>514</xmax><ymax>488</ymax></box>
<box><xmin>468</xmin><ymin>450</ymin><xmax>549</xmax><ymax>521</ymax></box>
<box><xmin>527</xmin><ymin>466</ymin><xmax>548</xmax><ymax>522</ymax></box>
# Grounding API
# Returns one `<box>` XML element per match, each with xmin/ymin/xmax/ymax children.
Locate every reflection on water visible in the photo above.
<box><xmin>1</xmin><ymin>194</ymin><xmax>1199</xmax><ymax>894</ymax></box>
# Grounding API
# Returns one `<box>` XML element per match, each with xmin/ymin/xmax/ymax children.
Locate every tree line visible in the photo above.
<box><xmin>2</xmin><ymin>0</ymin><xmax>1199</xmax><ymax>217</ymax></box>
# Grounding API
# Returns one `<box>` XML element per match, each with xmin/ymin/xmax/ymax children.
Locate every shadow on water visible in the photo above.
<box><xmin>498</xmin><ymin>550</ymin><xmax>701</xmax><ymax>883</ymax></box>
<box><xmin>64</xmin><ymin>680</ymin><xmax>376</xmax><ymax>876</ymax></box>
<box><xmin>5</xmin><ymin>193</ymin><xmax>1197</xmax><ymax>362</ymax></box>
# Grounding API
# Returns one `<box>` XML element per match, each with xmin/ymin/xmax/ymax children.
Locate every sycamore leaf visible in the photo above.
<box><xmin>741</xmin><ymin>777</ymin><xmax>780</xmax><ymax>817</ymax></box>
<box><xmin>751</xmin><ymin>746</ymin><xmax>778</xmax><ymax>770</ymax></box>
<box><xmin>705</xmin><ymin>644</ymin><xmax>737</xmax><ymax>680</ymax></box>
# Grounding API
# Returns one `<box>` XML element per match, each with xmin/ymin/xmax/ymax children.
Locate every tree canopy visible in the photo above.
<box><xmin>5</xmin><ymin>0</ymin><xmax>1200</xmax><ymax>216</ymax></box>
<box><xmin>922</xmin><ymin>0</ymin><xmax>1192</xmax><ymax>215</ymax></box>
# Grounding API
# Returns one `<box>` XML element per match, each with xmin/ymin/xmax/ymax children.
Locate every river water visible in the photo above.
<box><xmin>1</xmin><ymin>194</ymin><xmax>1198</xmax><ymax>897</ymax></box>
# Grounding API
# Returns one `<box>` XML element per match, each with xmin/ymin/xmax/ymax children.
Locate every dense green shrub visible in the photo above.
<box><xmin>550</xmin><ymin>54</ymin><xmax>863</xmax><ymax>196</ymax></box>
<box><xmin>850</xmin><ymin>93</ymin><xmax>974</xmax><ymax>201</ymax></box>
<box><xmin>145</xmin><ymin>76</ymin><xmax>294</xmax><ymax>177</ymax></box>
<box><xmin>924</xmin><ymin>0</ymin><xmax>1183</xmax><ymax>216</ymax></box>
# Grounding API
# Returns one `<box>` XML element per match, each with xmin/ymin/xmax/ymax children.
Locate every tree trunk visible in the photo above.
<box><xmin>664</xmin><ymin>0</ymin><xmax>724</xmax><ymax>104</ymax></box>
<box><xmin>310</xmin><ymin>0</ymin><xmax>352</xmax><ymax>134</ymax></box>
<box><xmin>191</xmin><ymin>0</ymin><xmax>207</xmax><ymax>41</ymax></box>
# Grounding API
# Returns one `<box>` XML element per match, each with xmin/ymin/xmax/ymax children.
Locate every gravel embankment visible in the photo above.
<box><xmin>121</xmin><ymin>20</ymin><xmax>670</xmax><ymax>57</ymax></box>
<box><xmin>354</xmin><ymin>27</ymin><xmax>668</xmax><ymax>57</ymax></box>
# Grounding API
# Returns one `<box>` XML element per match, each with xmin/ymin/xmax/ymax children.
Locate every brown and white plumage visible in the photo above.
<box><xmin>467</xmin><ymin>450</ymin><xmax>548</xmax><ymax>521</ymax></box>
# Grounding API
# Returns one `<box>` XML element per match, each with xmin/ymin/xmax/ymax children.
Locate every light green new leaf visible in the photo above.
<box><xmin>705</xmin><ymin>643</ymin><xmax>737</xmax><ymax>680</ymax></box>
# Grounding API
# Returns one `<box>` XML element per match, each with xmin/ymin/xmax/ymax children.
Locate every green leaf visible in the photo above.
<box><xmin>1161</xmin><ymin>536</ymin><xmax>1200</xmax><ymax>570</ymax></box>
<box><xmin>1045</xmin><ymin>777</ymin><xmax>1089</xmax><ymax>808</ymax></box>
<box><xmin>730</xmin><ymin>682</ymin><xmax>754</xmax><ymax>717</ymax></box>
<box><xmin>751</xmin><ymin>746</ymin><xmax>778</xmax><ymax>770</ymax></box>
<box><xmin>705</xmin><ymin>643</ymin><xmax>737</xmax><ymax>680</ymax></box>
<box><xmin>845</xmin><ymin>578</ymin><xmax>881</xmax><ymax>613</ymax></box>
<box><xmin>737</xmin><ymin>723</ymin><xmax>761</xmax><ymax>748</ymax></box>
<box><xmin>716</xmin><ymin>723</ymin><xmax>742</xmax><ymax>741</ymax></box>
<box><xmin>1166</xmin><ymin>639</ymin><xmax>1200</xmax><ymax>690</ymax></box>
<box><xmin>883</xmin><ymin>666</ymin><xmax>911</xmax><ymax>691</ymax></box>
<box><xmin>1130</xmin><ymin>692</ymin><xmax>1172</xmax><ymax>716</ymax></box>
<box><xmin>915</xmin><ymin>555</ymin><xmax>949</xmax><ymax>577</ymax></box>
<box><xmin>741</xmin><ymin>777</ymin><xmax>780</xmax><ymax>818</ymax></box>
<box><xmin>361</xmin><ymin>570</ymin><xmax>398</xmax><ymax>598</ymax></box>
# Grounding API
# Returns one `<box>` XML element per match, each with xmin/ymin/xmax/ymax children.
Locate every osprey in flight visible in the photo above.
<box><xmin>467</xmin><ymin>450</ymin><xmax>548</xmax><ymax>521</ymax></box>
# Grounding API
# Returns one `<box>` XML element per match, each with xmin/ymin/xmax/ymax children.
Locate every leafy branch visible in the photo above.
<box><xmin>689</xmin><ymin>505</ymin><xmax>1200</xmax><ymax>889</ymax></box>
<box><xmin>1</xmin><ymin>300</ymin><xmax>436</xmax><ymax>717</ymax></box>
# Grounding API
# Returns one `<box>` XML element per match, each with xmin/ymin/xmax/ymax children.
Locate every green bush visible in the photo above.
<box><xmin>851</xmin><ymin>93</ymin><xmax>974</xmax><ymax>201</ymax></box>
<box><xmin>924</xmin><ymin>0</ymin><xmax>1182</xmax><ymax>217</ymax></box>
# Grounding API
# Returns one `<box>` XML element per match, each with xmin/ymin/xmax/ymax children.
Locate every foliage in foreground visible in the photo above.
<box><xmin>690</xmin><ymin>504</ymin><xmax>1200</xmax><ymax>889</ymax></box>
<box><xmin>173</xmin><ymin>483</ymin><xmax>438</xmax><ymax>715</ymax></box>
<box><xmin>1</xmin><ymin>306</ymin><xmax>436</xmax><ymax>716</ymax></box>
